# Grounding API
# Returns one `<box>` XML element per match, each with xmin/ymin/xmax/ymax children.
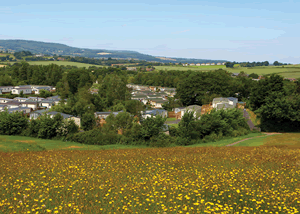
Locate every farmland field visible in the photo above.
<box><xmin>26</xmin><ymin>61</ymin><xmax>103</xmax><ymax>68</ymax></box>
<box><xmin>154</xmin><ymin>65</ymin><xmax>300</xmax><ymax>78</ymax></box>
<box><xmin>0</xmin><ymin>133</ymin><xmax>300</xmax><ymax>213</ymax></box>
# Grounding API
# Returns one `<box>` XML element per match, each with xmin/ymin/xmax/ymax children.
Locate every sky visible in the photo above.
<box><xmin>0</xmin><ymin>0</ymin><xmax>299</xmax><ymax>63</ymax></box>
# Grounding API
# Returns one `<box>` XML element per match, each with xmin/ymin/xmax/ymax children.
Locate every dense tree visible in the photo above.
<box><xmin>249</xmin><ymin>74</ymin><xmax>285</xmax><ymax>111</ymax></box>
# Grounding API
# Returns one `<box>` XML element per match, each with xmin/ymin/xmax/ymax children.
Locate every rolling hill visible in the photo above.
<box><xmin>0</xmin><ymin>39</ymin><xmax>227</xmax><ymax>63</ymax></box>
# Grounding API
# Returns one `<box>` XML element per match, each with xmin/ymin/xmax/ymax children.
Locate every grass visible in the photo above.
<box><xmin>187</xmin><ymin>132</ymin><xmax>264</xmax><ymax>147</ymax></box>
<box><xmin>26</xmin><ymin>61</ymin><xmax>103</xmax><ymax>68</ymax></box>
<box><xmin>1</xmin><ymin>142</ymin><xmax>299</xmax><ymax>213</ymax></box>
<box><xmin>233</xmin><ymin>133</ymin><xmax>300</xmax><ymax>147</ymax></box>
<box><xmin>154</xmin><ymin>64</ymin><xmax>300</xmax><ymax>78</ymax></box>
<box><xmin>0</xmin><ymin>135</ymin><xmax>148</xmax><ymax>152</ymax></box>
<box><xmin>166</xmin><ymin>118</ymin><xmax>177</xmax><ymax>122</ymax></box>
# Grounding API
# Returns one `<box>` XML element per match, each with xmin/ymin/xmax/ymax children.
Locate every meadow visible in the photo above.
<box><xmin>154</xmin><ymin>65</ymin><xmax>300</xmax><ymax>78</ymax></box>
<box><xmin>0</xmin><ymin>133</ymin><xmax>300</xmax><ymax>213</ymax></box>
<box><xmin>26</xmin><ymin>61</ymin><xmax>103</xmax><ymax>68</ymax></box>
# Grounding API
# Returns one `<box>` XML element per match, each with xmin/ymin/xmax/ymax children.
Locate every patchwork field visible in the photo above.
<box><xmin>0</xmin><ymin>133</ymin><xmax>300</xmax><ymax>213</ymax></box>
<box><xmin>26</xmin><ymin>61</ymin><xmax>103</xmax><ymax>68</ymax></box>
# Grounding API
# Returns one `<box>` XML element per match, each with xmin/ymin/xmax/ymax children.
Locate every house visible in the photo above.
<box><xmin>21</xmin><ymin>101</ymin><xmax>39</xmax><ymax>111</ymax></box>
<box><xmin>142</xmin><ymin>109</ymin><xmax>168</xmax><ymax>119</ymax></box>
<box><xmin>27</xmin><ymin>97</ymin><xmax>45</xmax><ymax>102</ymax></box>
<box><xmin>47</xmin><ymin>111</ymin><xmax>81</xmax><ymax>127</ymax></box>
<box><xmin>211</xmin><ymin>63</ymin><xmax>215</xmax><ymax>65</ymax></box>
<box><xmin>0</xmin><ymin>86</ymin><xmax>14</xmax><ymax>94</ymax></box>
<box><xmin>14</xmin><ymin>97</ymin><xmax>29</xmax><ymax>102</ymax></box>
<box><xmin>170</xmin><ymin>107</ymin><xmax>186</xmax><ymax>119</ymax></box>
<box><xmin>40</xmin><ymin>100</ymin><xmax>55</xmax><ymax>109</ymax></box>
<box><xmin>231</xmin><ymin>73</ymin><xmax>240</xmax><ymax>77</ymax></box>
<box><xmin>0</xmin><ymin>98</ymin><xmax>14</xmax><ymax>103</ymax></box>
<box><xmin>212</xmin><ymin>97</ymin><xmax>238</xmax><ymax>109</ymax></box>
<box><xmin>32</xmin><ymin>86</ymin><xmax>52</xmax><ymax>95</ymax></box>
<box><xmin>7</xmin><ymin>107</ymin><xmax>32</xmax><ymax>114</ymax></box>
<box><xmin>181</xmin><ymin>105</ymin><xmax>202</xmax><ymax>118</ymax></box>
<box><xmin>205</xmin><ymin>63</ymin><xmax>210</xmax><ymax>66</ymax></box>
<box><xmin>217</xmin><ymin>63</ymin><xmax>222</xmax><ymax>65</ymax></box>
<box><xmin>222</xmin><ymin>62</ymin><xmax>226</xmax><ymax>65</ymax></box>
<box><xmin>29</xmin><ymin>109</ymin><xmax>47</xmax><ymax>120</ymax></box>
<box><xmin>190</xmin><ymin>63</ymin><xmax>195</xmax><ymax>66</ymax></box>
<box><xmin>196</xmin><ymin>63</ymin><xmax>201</xmax><ymax>66</ymax></box>
<box><xmin>201</xmin><ymin>63</ymin><xmax>205</xmax><ymax>66</ymax></box>
<box><xmin>57</xmin><ymin>57</ymin><xmax>65</xmax><ymax>61</ymax></box>
<box><xmin>150</xmin><ymin>99</ymin><xmax>168</xmax><ymax>108</ymax></box>
<box><xmin>11</xmin><ymin>87</ymin><xmax>32</xmax><ymax>95</ymax></box>
<box><xmin>5</xmin><ymin>101</ymin><xmax>21</xmax><ymax>109</ymax></box>
<box><xmin>94</xmin><ymin>111</ymin><xmax>123</xmax><ymax>120</ymax></box>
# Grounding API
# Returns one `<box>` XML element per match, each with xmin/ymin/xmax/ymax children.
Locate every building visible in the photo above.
<box><xmin>142</xmin><ymin>109</ymin><xmax>168</xmax><ymax>119</ymax></box>
<box><xmin>47</xmin><ymin>111</ymin><xmax>81</xmax><ymax>127</ymax></box>
<box><xmin>29</xmin><ymin>109</ymin><xmax>47</xmax><ymax>120</ymax></box>
<box><xmin>11</xmin><ymin>87</ymin><xmax>32</xmax><ymax>95</ymax></box>
<box><xmin>181</xmin><ymin>105</ymin><xmax>202</xmax><ymax>119</ymax></box>
<box><xmin>94</xmin><ymin>111</ymin><xmax>124</xmax><ymax>120</ymax></box>
<box><xmin>0</xmin><ymin>86</ymin><xmax>14</xmax><ymax>94</ymax></box>
<box><xmin>212</xmin><ymin>97</ymin><xmax>238</xmax><ymax>109</ymax></box>
<box><xmin>205</xmin><ymin>63</ymin><xmax>210</xmax><ymax>66</ymax></box>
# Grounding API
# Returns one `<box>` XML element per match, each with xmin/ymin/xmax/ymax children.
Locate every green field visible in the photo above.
<box><xmin>154</xmin><ymin>64</ymin><xmax>300</xmax><ymax>78</ymax></box>
<box><xmin>27</xmin><ymin>61</ymin><xmax>103</xmax><ymax>68</ymax></box>
<box><xmin>0</xmin><ymin>135</ymin><xmax>147</xmax><ymax>152</ymax></box>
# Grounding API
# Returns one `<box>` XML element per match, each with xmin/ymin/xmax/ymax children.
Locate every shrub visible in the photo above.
<box><xmin>149</xmin><ymin>133</ymin><xmax>173</xmax><ymax>147</ymax></box>
<box><xmin>0</xmin><ymin>111</ymin><xmax>29</xmax><ymax>135</ymax></box>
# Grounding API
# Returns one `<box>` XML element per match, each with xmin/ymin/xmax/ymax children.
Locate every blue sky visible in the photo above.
<box><xmin>1</xmin><ymin>0</ymin><xmax>299</xmax><ymax>63</ymax></box>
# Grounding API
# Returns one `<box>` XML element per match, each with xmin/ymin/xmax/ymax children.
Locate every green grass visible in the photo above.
<box><xmin>166</xmin><ymin>118</ymin><xmax>177</xmax><ymax>121</ymax></box>
<box><xmin>187</xmin><ymin>132</ymin><xmax>264</xmax><ymax>147</ymax></box>
<box><xmin>168</xmin><ymin>123</ymin><xmax>178</xmax><ymax>128</ymax></box>
<box><xmin>0</xmin><ymin>135</ymin><xmax>148</xmax><ymax>152</ymax></box>
<box><xmin>154</xmin><ymin>65</ymin><xmax>300</xmax><ymax>78</ymax></box>
<box><xmin>26</xmin><ymin>61</ymin><xmax>103</xmax><ymax>68</ymax></box>
<box><xmin>231</xmin><ymin>135</ymin><xmax>270</xmax><ymax>146</ymax></box>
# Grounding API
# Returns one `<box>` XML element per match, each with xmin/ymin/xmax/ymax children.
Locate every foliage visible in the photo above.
<box><xmin>255</xmin><ymin>92</ymin><xmax>300</xmax><ymax>132</ymax></box>
<box><xmin>0</xmin><ymin>111</ymin><xmax>29</xmax><ymax>135</ymax></box>
<box><xmin>39</xmin><ymin>89</ymin><xmax>52</xmax><ymax>98</ymax></box>
<box><xmin>176</xmin><ymin>70</ymin><xmax>236</xmax><ymax>106</ymax></box>
<box><xmin>80</xmin><ymin>112</ymin><xmax>96</xmax><ymax>131</ymax></box>
<box><xmin>139</xmin><ymin>115</ymin><xmax>167</xmax><ymax>141</ymax></box>
<box><xmin>250</xmin><ymin>74</ymin><xmax>285</xmax><ymax>111</ymax></box>
<box><xmin>174</xmin><ymin>109</ymin><xmax>249</xmax><ymax>145</ymax></box>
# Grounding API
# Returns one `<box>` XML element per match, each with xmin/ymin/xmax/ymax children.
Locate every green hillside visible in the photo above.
<box><xmin>0</xmin><ymin>39</ymin><xmax>227</xmax><ymax>63</ymax></box>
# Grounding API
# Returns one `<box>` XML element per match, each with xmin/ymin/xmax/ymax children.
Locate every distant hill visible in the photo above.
<box><xmin>0</xmin><ymin>39</ymin><xmax>227</xmax><ymax>63</ymax></box>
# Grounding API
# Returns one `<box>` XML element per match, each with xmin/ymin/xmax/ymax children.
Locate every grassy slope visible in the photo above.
<box><xmin>186</xmin><ymin>133</ymin><xmax>264</xmax><ymax>147</ymax></box>
<box><xmin>0</xmin><ymin>135</ymin><xmax>147</xmax><ymax>152</ymax></box>
<box><xmin>26</xmin><ymin>61</ymin><xmax>103</xmax><ymax>68</ymax></box>
<box><xmin>235</xmin><ymin>133</ymin><xmax>300</xmax><ymax>147</ymax></box>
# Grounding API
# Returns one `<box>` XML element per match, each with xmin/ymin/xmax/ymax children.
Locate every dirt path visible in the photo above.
<box><xmin>226</xmin><ymin>132</ymin><xmax>281</xmax><ymax>147</ymax></box>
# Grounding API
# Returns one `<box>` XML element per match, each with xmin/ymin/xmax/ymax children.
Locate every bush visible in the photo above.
<box><xmin>0</xmin><ymin>111</ymin><xmax>29</xmax><ymax>135</ymax></box>
<box><xmin>69</xmin><ymin>129</ymin><xmax>122</xmax><ymax>145</ymax></box>
<box><xmin>149</xmin><ymin>133</ymin><xmax>173</xmax><ymax>147</ymax></box>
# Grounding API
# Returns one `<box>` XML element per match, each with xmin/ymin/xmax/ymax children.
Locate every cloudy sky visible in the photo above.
<box><xmin>1</xmin><ymin>0</ymin><xmax>299</xmax><ymax>63</ymax></box>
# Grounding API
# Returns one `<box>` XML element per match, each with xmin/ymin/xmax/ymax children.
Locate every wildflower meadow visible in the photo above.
<box><xmin>0</xmin><ymin>146</ymin><xmax>299</xmax><ymax>213</ymax></box>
